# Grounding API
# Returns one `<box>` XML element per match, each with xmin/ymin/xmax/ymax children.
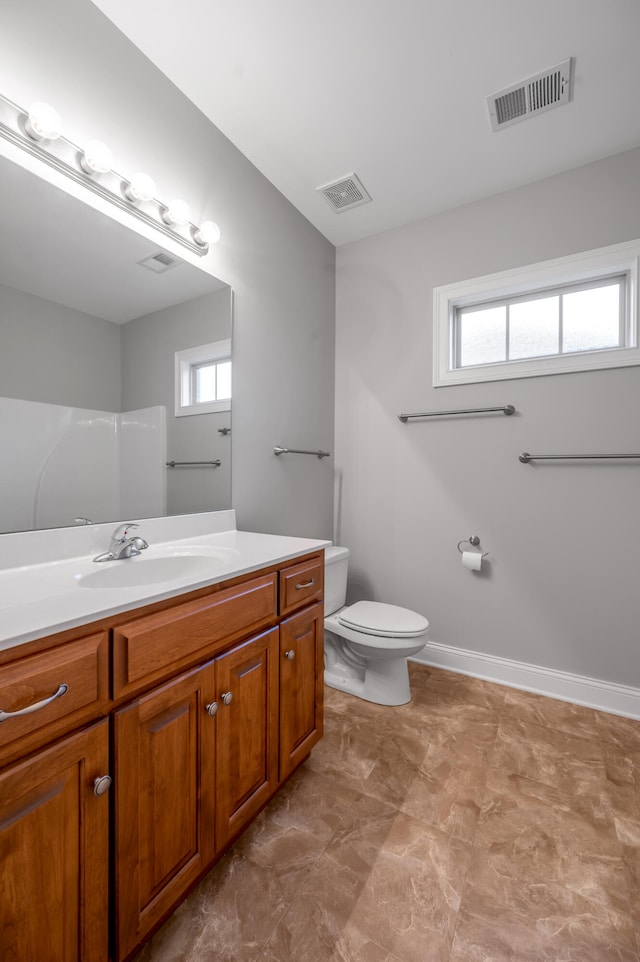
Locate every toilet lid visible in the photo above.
<box><xmin>338</xmin><ymin>601</ymin><xmax>428</xmax><ymax>638</ymax></box>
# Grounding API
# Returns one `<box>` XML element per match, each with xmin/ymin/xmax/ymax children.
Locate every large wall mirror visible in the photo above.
<box><xmin>0</xmin><ymin>153</ymin><xmax>232</xmax><ymax>535</ymax></box>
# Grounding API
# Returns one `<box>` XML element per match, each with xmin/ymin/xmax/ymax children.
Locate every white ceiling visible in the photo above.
<box><xmin>91</xmin><ymin>0</ymin><xmax>640</xmax><ymax>247</ymax></box>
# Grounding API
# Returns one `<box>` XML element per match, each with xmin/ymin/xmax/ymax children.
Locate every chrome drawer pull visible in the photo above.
<box><xmin>205</xmin><ymin>701</ymin><xmax>219</xmax><ymax>717</ymax></box>
<box><xmin>295</xmin><ymin>579</ymin><xmax>315</xmax><ymax>590</ymax></box>
<box><xmin>0</xmin><ymin>683</ymin><xmax>68</xmax><ymax>722</ymax></box>
<box><xmin>221</xmin><ymin>691</ymin><xmax>233</xmax><ymax>706</ymax></box>
<box><xmin>93</xmin><ymin>775</ymin><xmax>112</xmax><ymax>797</ymax></box>
<box><xmin>284</xmin><ymin>650</ymin><xmax>296</xmax><ymax>661</ymax></box>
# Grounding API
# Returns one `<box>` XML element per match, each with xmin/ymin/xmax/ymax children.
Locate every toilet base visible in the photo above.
<box><xmin>324</xmin><ymin>659</ymin><xmax>412</xmax><ymax>706</ymax></box>
<box><xmin>324</xmin><ymin>632</ymin><xmax>415</xmax><ymax>705</ymax></box>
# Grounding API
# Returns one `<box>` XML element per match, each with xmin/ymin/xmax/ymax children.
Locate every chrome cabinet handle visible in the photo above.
<box><xmin>205</xmin><ymin>701</ymin><xmax>219</xmax><ymax>717</ymax></box>
<box><xmin>284</xmin><ymin>650</ymin><xmax>296</xmax><ymax>661</ymax></box>
<box><xmin>221</xmin><ymin>691</ymin><xmax>233</xmax><ymax>706</ymax></box>
<box><xmin>93</xmin><ymin>775</ymin><xmax>112</xmax><ymax>797</ymax></box>
<box><xmin>295</xmin><ymin>579</ymin><xmax>315</xmax><ymax>590</ymax></box>
<box><xmin>0</xmin><ymin>683</ymin><xmax>68</xmax><ymax>722</ymax></box>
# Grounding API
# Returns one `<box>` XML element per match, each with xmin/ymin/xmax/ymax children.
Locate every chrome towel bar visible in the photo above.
<box><xmin>399</xmin><ymin>405</ymin><xmax>515</xmax><ymax>421</ymax></box>
<box><xmin>520</xmin><ymin>452</ymin><xmax>640</xmax><ymax>463</ymax></box>
<box><xmin>166</xmin><ymin>459</ymin><xmax>222</xmax><ymax>467</ymax></box>
<box><xmin>274</xmin><ymin>446</ymin><xmax>331</xmax><ymax>459</ymax></box>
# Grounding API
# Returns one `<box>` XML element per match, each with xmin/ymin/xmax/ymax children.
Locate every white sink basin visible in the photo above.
<box><xmin>78</xmin><ymin>547</ymin><xmax>236</xmax><ymax>589</ymax></box>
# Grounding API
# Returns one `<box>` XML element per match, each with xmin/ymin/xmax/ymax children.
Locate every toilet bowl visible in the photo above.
<box><xmin>324</xmin><ymin>547</ymin><xmax>428</xmax><ymax>706</ymax></box>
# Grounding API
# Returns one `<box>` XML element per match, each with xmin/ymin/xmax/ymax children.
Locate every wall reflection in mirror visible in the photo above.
<box><xmin>0</xmin><ymin>153</ymin><xmax>232</xmax><ymax>535</ymax></box>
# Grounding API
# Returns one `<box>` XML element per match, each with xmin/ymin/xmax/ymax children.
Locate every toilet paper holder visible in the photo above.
<box><xmin>457</xmin><ymin>535</ymin><xmax>489</xmax><ymax>559</ymax></box>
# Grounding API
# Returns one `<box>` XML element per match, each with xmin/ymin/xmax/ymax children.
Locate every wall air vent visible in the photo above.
<box><xmin>137</xmin><ymin>251</ymin><xmax>181</xmax><ymax>273</ymax></box>
<box><xmin>317</xmin><ymin>173</ymin><xmax>372</xmax><ymax>213</ymax></box>
<box><xmin>487</xmin><ymin>57</ymin><xmax>574</xmax><ymax>131</ymax></box>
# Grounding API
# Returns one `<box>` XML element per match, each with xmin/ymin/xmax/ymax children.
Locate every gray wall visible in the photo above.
<box><xmin>0</xmin><ymin>283</ymin><xmax>121</xmax><ymax>411</ymax></box>
<box><xmin>121</xmin><ymin>289</ymin><xmax>232</xmax><ymax>515</ymax></box>
<box><xmin>1</xmin><ymin>0</ymin><xmax>335</xmax><ymax>540</ymax></box>
<box><xmin>336</xmin><ymin>146</ymin><xmax>640</xmax><ymax>689</ymax></box>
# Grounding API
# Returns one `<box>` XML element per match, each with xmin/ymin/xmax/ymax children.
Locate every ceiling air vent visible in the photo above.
<box><xmin>137</xmin><ymin>251</ymin><xmax>181</xmax><ymax>273</ymax></box>
<box><xmin>487</xmin><ymin>57</ymin><xmax>574</xmax><ymax>131</ymax></box>
<box><xmin>317</xmin><ymin>173</ymin><xmax>372</xmax><ymax>213</ymax></box>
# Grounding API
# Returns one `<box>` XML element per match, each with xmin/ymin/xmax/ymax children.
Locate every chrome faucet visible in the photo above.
<box><xmin>93</xmin><ymin>522</ymin><xmax>149</xmax><ymax>563</ymax></box>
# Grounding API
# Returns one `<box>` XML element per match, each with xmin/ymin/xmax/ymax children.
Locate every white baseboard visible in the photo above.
<box><xmin>411</xmin><ymin>641</ymin><xmax>640</xmax><ymax>720</ymax></box>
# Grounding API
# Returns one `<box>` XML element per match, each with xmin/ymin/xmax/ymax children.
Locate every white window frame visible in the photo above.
<box><xmin>174</xmin><ymin>338</ymin><xmax>231</xmax><ymax>417</ymax></box>
<box><xmin>433</xmin><ymin>239</ymin><xmax>640</xmax><ymax>386</ymax></box>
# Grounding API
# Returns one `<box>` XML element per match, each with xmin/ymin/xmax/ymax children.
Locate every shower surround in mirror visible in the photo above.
<box><xmin>0</xmin><ymin>397</ymin><xmax>165</xmax><ymax>533</ymax></box>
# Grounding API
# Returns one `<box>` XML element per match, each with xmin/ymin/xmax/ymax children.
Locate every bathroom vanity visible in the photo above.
<box><xmin>0</xmin><ymin>514</ymin><xmax>327</xmax><ymax>961</ymax></box>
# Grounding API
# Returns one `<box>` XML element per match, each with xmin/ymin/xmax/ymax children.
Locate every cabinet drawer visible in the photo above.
<box><xmin>0</xmin><ymin>632</ymin><xmax>109</xmax><ymax>764</ymax></box>
<box><xmin>113</xmin><ymin>573</ymin><xmax>278</xmax><ymax>699</ymax></box>
<box><xmin>279</xmin><ymin>555</ymin><xmax>323</xmax><ymax>617</ymax></box>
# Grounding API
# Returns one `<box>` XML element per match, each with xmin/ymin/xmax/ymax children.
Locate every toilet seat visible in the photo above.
<box><xmin>338</xmin><ymin>601</ymin><xmax>428</xmax><ymax>638</ymax></box>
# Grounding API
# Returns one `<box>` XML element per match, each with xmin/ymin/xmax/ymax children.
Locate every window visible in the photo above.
<box><xmin>175</xmin><ymin>339</ymin><xmax>231</xmax><ymax>416</ymax></box>
<box><xmin>188</xmin><ymin>357</ymin><xmax>231</xmax><ymax>405</ymax></box>
<box><xmin>433</xmin><ymin>240</ymin><xmax>640</xmax><ymax>386</ymax></box>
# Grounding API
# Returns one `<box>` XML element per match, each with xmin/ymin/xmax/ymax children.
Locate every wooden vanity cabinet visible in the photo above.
<box><xmin>0</xmin><ymin>548</ymin><xmax>324</xmax><ymax>962</ymax></box>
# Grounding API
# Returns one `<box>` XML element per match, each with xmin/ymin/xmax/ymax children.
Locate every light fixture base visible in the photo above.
<box><xmin>0</xmin><ymin>92</ymin><xmax>217</xmax><ymax>259</ymax></box>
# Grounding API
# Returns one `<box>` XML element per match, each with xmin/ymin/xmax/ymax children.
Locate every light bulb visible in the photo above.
<box><xmin>80</xmin><ymin>139</ymin><xmax>113</xmax><ymax>174</ymax></box>
<box><xmin>124</xmin><ymin>172</ymin><xmax>156</xmax><ymax>203</ymax></box>
<box><xmin>193</xmin><ymin>220</ymin><xmax>221</xmax><ymax>246</ymax></box>
<box><xmin>25</xmin><ymin>101</ymin><xmax>62</xmax><ymax>142</ymax></box>
<box><xmin>162</xmin><ymin>198</ymin><xmax>191</xmax><ymax>226</ymax></box>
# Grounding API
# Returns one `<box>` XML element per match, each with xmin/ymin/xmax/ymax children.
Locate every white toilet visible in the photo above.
<box><xmin>323</xmin><ymin>546</ymin><xmax>429</xmax><ymax>706</ymax></box>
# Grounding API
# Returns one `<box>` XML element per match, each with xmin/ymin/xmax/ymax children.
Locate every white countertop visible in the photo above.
<box><xmin>0</xmin><ymin>512</ymin><xmax>330</xmax><ymax>652</ymax></box>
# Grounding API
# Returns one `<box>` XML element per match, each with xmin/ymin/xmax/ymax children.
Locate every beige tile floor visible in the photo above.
<box><xmin>134</xmin><ymin>664</ymin><xmax>640</xmax><ymax>962</ymax></box>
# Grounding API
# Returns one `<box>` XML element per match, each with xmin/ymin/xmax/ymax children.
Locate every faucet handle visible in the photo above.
<box><xmin>112</xmin><ymin>521</ymin><xmax>139</xmax><ymax>542</ymax></box>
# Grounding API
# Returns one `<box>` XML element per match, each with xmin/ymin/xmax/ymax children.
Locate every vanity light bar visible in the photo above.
<box><xmin>0</xmin><ymin>92</ymin><xmax>221</xmax><ymax>256</ymax></box>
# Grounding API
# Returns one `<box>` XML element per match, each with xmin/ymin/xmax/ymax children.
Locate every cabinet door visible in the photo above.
<box><xmin>114</xmin><ymin>662</ymin><xmax>216</xmax><ymax>962</ymax></box>
<box><xmin>0</xmin><ymin>719</ymin><xmax>110</xmax><ymax>962</ymax></box>
<box><xmin>214</xmin><ymin>628</ymin><xmax>279</xmax><ymax>851</ymax></box>
<box><xmin>279</xmin><ymin>603</ymin><xmax>324</xmax><ymax>781</ymax></box>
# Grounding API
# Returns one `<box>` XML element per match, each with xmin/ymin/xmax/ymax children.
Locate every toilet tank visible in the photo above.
<box><xmin>324</xmin><ymin>545</ymin><xmax>350</xmax><ymax>615</ymax></box>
